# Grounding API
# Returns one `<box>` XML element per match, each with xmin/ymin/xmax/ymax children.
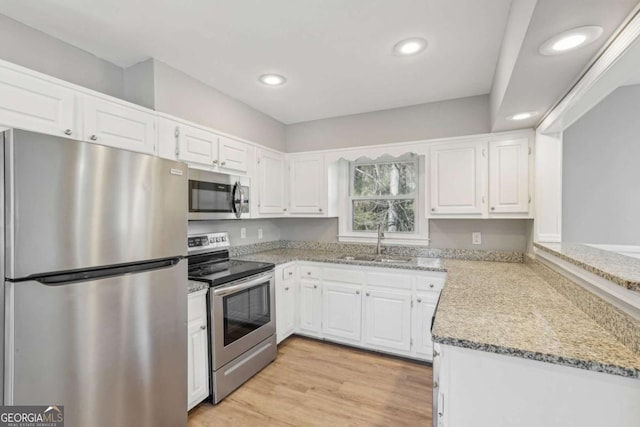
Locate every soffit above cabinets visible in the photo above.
<box><xmin>0</xmin><ymin>0</ymin><xmax>638</xmax><ymax>129</ymax></box>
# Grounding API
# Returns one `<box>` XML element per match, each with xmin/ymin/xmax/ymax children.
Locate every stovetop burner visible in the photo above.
<box><xmin>187</xmin><ymin>232</ymin><xmax>275</xmax><ymax>287</ymax></box>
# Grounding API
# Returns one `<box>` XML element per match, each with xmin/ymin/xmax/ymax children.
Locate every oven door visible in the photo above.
<box><xmin>210</xmin><ymin>271</ymin><xmax>275</xmax><ymax>369</ymax></box>
<box><xmin>188</xmin><ymin>169</ymin><xmax>250</xmax><ymax>220</ymax></box>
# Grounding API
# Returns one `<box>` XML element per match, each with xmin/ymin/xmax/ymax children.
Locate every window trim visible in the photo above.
<box><xmin>338</xmin><ymin>156</ymin><xmax>430</xmax><ymax>245</ymax></box>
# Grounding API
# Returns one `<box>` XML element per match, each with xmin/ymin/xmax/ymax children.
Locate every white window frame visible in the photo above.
<box><xmin>338</xmin><ymin>155</ymin><xmax>430</xmax><ymax>245</ymax></box>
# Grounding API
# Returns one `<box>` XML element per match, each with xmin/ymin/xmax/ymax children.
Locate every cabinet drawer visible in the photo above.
<box><xmin>366</xmin><ymin>271</ymin><xmax>411</xmax><ymax>289</ymax></box>
<box><xmin>188</xmin><ymin>291</ymin><xmax>207</xmax><ymax>322</ymax></box>
<box><xmin>282</xmin><ymin>265</ymin><xmax>295</xmax><ymax>281</ymax></box>
<box><xmin>323</xmin><ymin>267</ymin><xmax>364</xmax><ymax>284</ymax></box>
<box><xmin>299</xmin><ymin>265</ymin><xmax>321</xmax><ymax>279</ymax></box>
<box><xmin>415</xmin><ymin>277</ymin><xmax>445</xmax><ymax>292</ymax></box>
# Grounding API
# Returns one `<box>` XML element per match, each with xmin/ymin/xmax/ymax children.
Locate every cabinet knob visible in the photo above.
<box><xmin>417</xmin><ymin>298</ymin><xmax>422</xmax><ymax>303</ymax></box>
<box><xmin>200</xmin><ymin>325</ymin><xmax>206</xmax><ymax>330</ymax></box>
<box><xmin>221</xmin><ymin>161</ymin><xmax>226</xmax><ymax>166</ymax></box>
<box><xmin>307</xmin><ymin>272</ymin><xmax>311</xmax><ymax>275</ymax></box>
<box><xmin>431</xmin><ymin>208</ymin><xmax>435</xmax><ymax>212</ymax></box>
<box><xmin>491</xmin><ymin>206</ymin><xmax>495</xmax><ymax>211</ymax></box>
<box><xmin>429</xmin><ymin>284</ymin><xmax>434</xmax><ymax>288</ymax></box>
<box><xmin>313</xmin><ymin>285</ymin><xmax>317</xmax><ymax>289</ymax></box>
<box><xmin>365</xmin><ymin>292</ymin><xmax>370</xmax><ymax>296</ymax></box>
<box><xmin>213</xmin><ymin>160</ymin><xmax>218</xmax><ymax>165</ymax></box>
<box><xmin>356</xmin><ymin>290</ymin><xmax>360</xmax><ymax>295</ymax></box>
<box><xmin>283</xmin><ymin>208</ymin><xmax>287</xmax><ymax>212</ymax></box>
<box><xmin>434</xmin><ymin>380</ymin><xmax>439</xmax><ymax>388</ymax></box>
<box><xmin>433</xmin><ymin>349</ymin><xmax>440</xmax><ymax>358</ymax></box>
<box><xmin>64</xmin><ymin>129</ymin><xmax>72</xmax><ymax>136</ymax></box>
<box><xmin>284</xmin><ymin>287</ymin><xmax>289</xmax><ymax>291</ymax></box>
<box><xmin>319</xmin><ymin>208</ymin><xmax>323</xmax><ymax>212</ymax></box>
<box><xmin>288</xmin><ymin>272</ymin><xmax>293</xmax><ymax>276</ymax></box>
<box><xmin>90</xmin><ymin>135</ymin><xmax>98</xmax><ymax>141</ymax></box>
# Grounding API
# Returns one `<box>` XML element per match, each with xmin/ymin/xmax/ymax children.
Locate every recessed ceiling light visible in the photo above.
<box><xmin>539</xmin><ymin>26</ymin><xmax>603</xmax><ymax>55</ymax></box>
<box><xmin>259</xmin><ymin>74</ymin><xmax>286</xmax><ymax>86</ymax></box>
<box><xmin>506</xmin><ymin>111</ymin><xmax>538</xmax><ymax>121</ymax></box>
<box><xmin>393</xmin><ymin>37</ymin><xmax>427</xmax><ymax>56</ymax></box>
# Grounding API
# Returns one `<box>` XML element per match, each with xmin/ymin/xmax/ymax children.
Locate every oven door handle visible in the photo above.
<box><xmin>213</xmin><ymin>272</ymin><xmax>273</xmax><ymax>297</ymax></box>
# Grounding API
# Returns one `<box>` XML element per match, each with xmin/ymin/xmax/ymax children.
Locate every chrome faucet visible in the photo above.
<box><xmin>376</xmin><ymin>220</ymin><xmax>385</xmax><ymax>255</ymax></box>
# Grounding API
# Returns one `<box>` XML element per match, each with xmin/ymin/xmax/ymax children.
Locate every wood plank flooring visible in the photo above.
<box><xmin>188</xmin><ymin>336</ymin><xmax>432</xmax><ymax>426</ymax></box>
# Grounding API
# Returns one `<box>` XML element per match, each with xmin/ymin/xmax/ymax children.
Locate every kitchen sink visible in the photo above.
<box><xmin>337</xmin><ymin>255</ymin><xmax>411</xmax><ymax>263</ymax></box>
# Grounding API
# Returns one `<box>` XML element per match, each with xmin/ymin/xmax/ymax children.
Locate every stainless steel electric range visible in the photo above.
<box><xmin>187</xmin><ymin>232</ymin><xmax>276</xmax><ymax>403</ymax></box>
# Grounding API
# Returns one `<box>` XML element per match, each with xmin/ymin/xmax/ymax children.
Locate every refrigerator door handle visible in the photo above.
<box><xmin>29</xmin><ymin>257</ymin><xmax>182</xmax><ymax>286</ymax></box>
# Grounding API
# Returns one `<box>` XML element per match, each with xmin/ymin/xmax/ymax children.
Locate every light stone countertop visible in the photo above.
<box><xmin>235</xmin><ymin>248</ymin><xmax>445</xmax><ymax>272</ymax></box>
<box><xmin>534</xmin><ymin>242</ymin><xmax>640</xmax><ymax>292</ymax></box>
<box><xmin>235</xmin><ymin>248</ymin><xmax>640</xmax><ymax>378</ymax></box>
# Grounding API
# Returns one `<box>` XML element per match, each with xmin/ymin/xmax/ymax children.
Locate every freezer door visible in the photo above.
<box><xmin>5</xmin><ymin>260</ymin><xmax>187</xmax><ymax>427</ymax></box>
<box><xmin>4</xmin><ymin>129</ymin><xmax>188</xmax><ymax>279</ymax></box>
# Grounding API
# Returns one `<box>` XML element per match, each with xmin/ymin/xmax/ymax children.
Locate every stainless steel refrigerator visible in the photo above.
<box><xmin>1</xmin><ymin>129</ymin><xmax>188</xmax><ymax>427</ymax></box>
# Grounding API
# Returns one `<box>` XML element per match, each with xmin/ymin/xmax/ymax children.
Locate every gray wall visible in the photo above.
<box><xmin>123</xmin><ymin>58</ymin><xmax>155</xmax><ymax>110</ymax></box>
<box><xmin>563</xmin><ymin>85</ymin><xmax>640</xmax><ymax>245</ymax></box>
<box><xmin>0</xmin><ymin>14</ymin><xmax>124</xmax><ymax>98</ymax></box>
<box><xmin>188</xmin><ymin>219</ymin><xmax>281</xmax><ymax>246</ymax></box>
<box><xmin>152</xmin><ymin>60</ymin><xmax>285</xmax><ymax>151</ymax></box>
<box><xmin>285</xmin><ymin>95</ymin><xmax>490</xmax><ymax>152</ymax></box>
<box><xmin>277</xmin><ymin>217</ymin><xmax>530</xmax><ymax>252</ymax></box>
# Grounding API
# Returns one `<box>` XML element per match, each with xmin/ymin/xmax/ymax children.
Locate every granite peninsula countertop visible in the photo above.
<box><xmin>432</xmin><ymin>259</ymin><xmax>640</xmax><ymax>378</ymax></box>
<box><xmin>534</xmin><ymin>242</ymin><xmax>640</xmax><ymax>292</ymax></box>
<box><xmin>235</xmin><ymin>248</ymin><xmax>640</xmax><ymax>378</ymax></box>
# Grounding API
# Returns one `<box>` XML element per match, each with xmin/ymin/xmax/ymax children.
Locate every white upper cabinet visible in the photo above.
<box><xmin>0</xmin><ymin>63</ymin><xmax>78</xmax><ymax>138</ymax></box>
<box><xmin>430</xmin><ymin>140</ymin><xmax>487</xmax><ymax>215</ymax></box>
<box><xmin>158</xmin><ymin>116</ymin><xmax>249</xmax><ymax>172</ymax></box>
<box><xmin>218</xmin><ymin>135</ymin><xmax>249</xmax><ymax>172</ymax></box>
<box><xmin>289</xmin><ymin>153</ymin><xmax>326</xmax><ymax>215</ymax></box>
<box><xmin>83</xmin><ymin>95</ymin><xmax>157</xmax><ymax>155</ymax></box>
<box><xmin>176</xmin><ymin>123</ymin><xmax>217</xmax><ymax>166</ymax></box>
<box><xmin>489</xmin><ymin>138</ymin><xmax>530</xmax><ymax>214</ymax></box>
<box><xmin>258</xmin><ymin>149</ymin><xmax>287</xmax><ymax>214</ymax></box>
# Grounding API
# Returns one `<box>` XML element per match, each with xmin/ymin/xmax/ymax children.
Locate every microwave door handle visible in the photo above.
<box><xmin>231</xmin><ymin>182</ymin><xmax>241</xmax><ymax>218</ymax></box>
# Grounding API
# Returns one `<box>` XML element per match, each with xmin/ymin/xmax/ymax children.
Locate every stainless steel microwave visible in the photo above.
<box><xmin>188</xmin><ymin>169</ymin><xmax>250</xmax><ymax>220</ymax></box>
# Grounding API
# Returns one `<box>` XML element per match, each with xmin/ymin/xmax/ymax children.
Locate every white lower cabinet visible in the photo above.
<box><xmin>322</xmin><ymin>281</ymin><xmax>362</xmax><ymax>343</ymax></box>
<box><xmin>287</xmin><ymin>262</ymin><xmax>445</xmax><ymax>361</ymax></box>
<box><xmin>414</xmin><ymin>291</ymin><xmax>439</xmax><ymax>358</ymax></box>
<box><xmin>298</xmin><ymin>278</ymin><xmax>322</xmax><ymax>337</ymax></box>
<box><xmin>187</xmin><ymin>290</ymin><xmax>209</xmax><ymax>411</ymax></box>
<box><xmin>276</xmin><ymin>263</ymin><xmax>297</xmax><ymax>343</ymax></box>
<box><xmin>364</xmin><ymin>287</ymin><xmax>412</xmax><ymax>353</ymax></box>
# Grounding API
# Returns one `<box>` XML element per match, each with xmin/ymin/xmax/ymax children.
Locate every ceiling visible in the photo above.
<box><xmin>0</xmin><ymin>0</ymin><xmax>638</xmax><ymax>127</ymax></box>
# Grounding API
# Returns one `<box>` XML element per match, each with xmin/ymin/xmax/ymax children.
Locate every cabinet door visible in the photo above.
<box><xmin>414</xmin><ymin>292</ymin><xmax>439</xmax><ymax>360</ymax></box>
<box><xmin>0</xmin><ymin>65</ymin><xmax>77</xmax><ymax>137</ymax></box>
<box><xmin>322</xmin><ymin>282</ymin><xmax>362</xmax><ymax>343</ymax></box>
<box><xmin>157</xmin><ymin>117</ymin><xmax>179</xmax><ymax>161</ymax></box>
<box><xmin>289</xmin><ymin>154</ymin><xmax>325</xmax><ymax>214</ymax></box>
<box><xmin>187</xmin><ymin>292</ymin><xmax>209</xmax><ymax>410</ymax></box>
<box><xmin>176</xmin><ymin>124</ymin><xmax>217</xmax><ymax>166</ymax></box>
<box><xmin>298</xmin><ymin>279</ymin><xmax>321</xmax><ymax>336</ymax></box>
<box><xmin>218</xmin><ymin>135</ymin><xmax>248</xmax><ymax>172</ymax></box>
<box><xmin>258</xmin><ymin>149</ymin><xmax>287</xmax><ymax>214</ymax></box>
<box><xmin>430</xmin><ymin>140</ymin><xmax>486</xmax><ymax>215</ymax></box>
<box><xmin>83</xmin><ymin>95</ymin><xmax>157</xmax><ymax>155</ymax></box>
<box><xmin>489</xmin><ymin>138</ymin><xmax>529</xmax><ymax>214</ymax></box>
<box><xmin>364</xmin><ymin>287</ymin><xmax>412</xmax><ymax>353</ymax></box>
<box><xmin>276</xmin><ymin>266</ymin><xmax>297</xmax><ymax>344</ymax></box>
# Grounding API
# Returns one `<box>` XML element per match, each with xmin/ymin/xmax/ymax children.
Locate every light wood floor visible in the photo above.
<box><xmin>188</xmin><ymin>336</ymin><xmax>432</xmax><ymax>426</ymax></box>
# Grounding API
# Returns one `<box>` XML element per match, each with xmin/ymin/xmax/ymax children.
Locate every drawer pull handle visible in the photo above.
<box><xmin>200</xmin><ymin>325</ymin><xmax>206</xmax><ymax>330</ymax></box>
<box><xmin>64</xmin><ymin>129</ymin><xmax>72</xmax><ymax>136</ymax></box>
<box><xmin>429</xmin><ymin>284</ymin><xmax>434</xmax><ymax>288</ymax></box>
<box><xmin>417</xmin><ymin>298</ymin><xmax>422</xmax><ymax>303</ymax></box>
<box><xmin>90</xmin><ymin>135</ymin><xmax>98</xmax><ymax>141</ymax></box>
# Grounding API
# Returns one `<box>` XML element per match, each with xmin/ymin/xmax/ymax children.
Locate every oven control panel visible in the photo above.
<box><xmin>188</xmin><ymin>232</ymin><xmax>230</xmax><ymax>251</ymax></box>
